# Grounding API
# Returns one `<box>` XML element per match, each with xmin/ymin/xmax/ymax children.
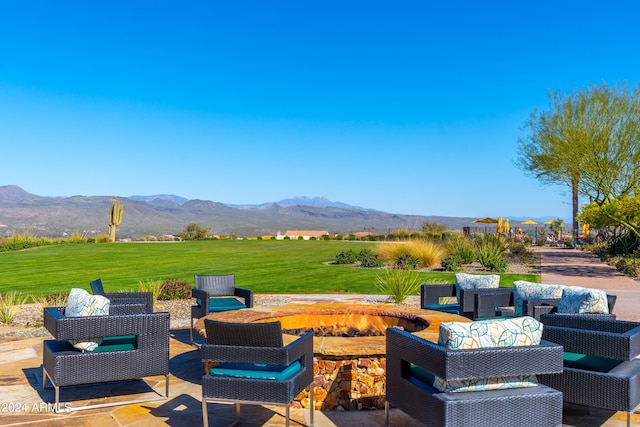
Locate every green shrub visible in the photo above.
<box><xmin>359</xmin><ymin>251</ymin><xmax>383</xmax><ymax>268</ymax></box>
<box><xmin>441</xmin><ymin>255</ymin><xmax>462</xmax><ymax>272</ymax></box>
<box><xmin>375</xmin><ymin>269</ymin><xmax>422</xmax><ymax>304</ymax></box>
<box><xmin>396</xmin><ymin>254</ymin><xmax>420</xmax><ymax>270</ymax></box>
<box><xmin>335</xmin><ymin>250</ymin><xmax>359</xmax><ymax>264</ymax></box>
<box><xmin>158</xmin><ymin>278</ymin><xmax>192</xmax><ymax>300</ymax></box>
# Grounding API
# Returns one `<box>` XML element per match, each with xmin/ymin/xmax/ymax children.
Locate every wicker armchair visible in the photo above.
<box><xmin>539</xmin><ymin>314</ymin><xmax>640</xmax><ymax>426</ymax></box>
<box><xmin>42</xmin><ymin>307</ymin><xmax>170</xmax><ymax>412</ymax></box>
<box><xmin>200</xmin><ymin>319</ymin><xmax>314</xmax><ymax>427</ymax></box>
<box><xmin>474</xmin><ymin>290</ymin><xmax>617</xmax><ymax>320</ymax></box>
<box><xmin>90</xmin><ymin>278</ymin><xmax>154</xmax><ymax>314</ymax></box>
<box><xmin>421</xmin><ymin>284</ymin><xmax>512</xmax><ymax>319</ymax></box>
<box><xmin>385</xmin><ymin>327</ymin><xmax>564</xmax><ymax>427</ymax></box>
<box><xmin>190</xmin><ymin>274</ymin><xmax>253</xmax><ymax>341</ymax></box>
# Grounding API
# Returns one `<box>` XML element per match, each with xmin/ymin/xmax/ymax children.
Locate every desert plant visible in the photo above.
<box><xmin>108</xmin><ymin>196</ymin><xmax>124</xmax><ymax>242</ymax></box>
<box><xmin>474</xmin><ymin>234</ymin><xmax>508</xmax><ymax>272</ymax></box>
<box><xmin>0</xmin><ymin>291</ymin><xmax>29</xmax><ymax>324</ymax></box>
<box><xmin>446</xmin><ymin>233</ymin><xmax>475</xmax><ymax>264</ymax></box>
<box><xmin>34</xmin><ymin>291</ymin><xmax>68</xmax><ymax>307</ymax></box>
<box><xmin>158</xmin><ymin>277</ymin><xmax>192</xmax><ymax>300</ymax></box>
<box><xmin>137</xmin><ymin>279</ymin><xmax>165</xmax><ymax>302</ymax></box>
<box><xmin>375</xmin><ymin>243</ymin><xmax>410</xmax><ymax>265</ymax></box>
<box><xmin>407</xmin><ymin>240</ymin><xmax>448</xmax><ymax>268</ymax></box>
<box><xmin>375</xmin><ymin>269</ymin><xmax>422</xmax><ymax>304</ymax></box>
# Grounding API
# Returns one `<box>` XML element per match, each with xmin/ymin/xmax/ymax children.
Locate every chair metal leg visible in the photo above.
<box><xmin>202</xmin><ymin>399</ymin><xmax>209</xmax><ymax>427</ymax></box>
<box><xmin>285</xmin><ymin>405</ymin><xmax>290</xmax><ymax>427</ymax></box>
<box><xmin>190</xmin><ymin>318</ymin><xmax>194</xmax><ymax>342</ymax></box>
<box><xmin>385</xmin><ymin>400</ymin><xmax>390</xmax><ymax>427</ymax></box>
<box><xmin>309</xmin><ymin>386</ymin><xmax>314</xmax><ymax>427</ymax></box>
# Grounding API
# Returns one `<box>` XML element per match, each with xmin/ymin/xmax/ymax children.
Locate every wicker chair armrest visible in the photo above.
<box><xmin>192</xmin><ymin>288</ymin><xmax>210</xmax><ymax>301</ymax></box>
<box><xmin>201</xmin><ymin>331</ymin><xmax>313</xmax><ymax>366</ymax></box>
<box><xmin>420</xmin><ymin>284</ymin><xmax>456</xmax><ymax>307</ymax></box>
<box><xmin>234</xmin><ymin>287</ymin><xmax>254</xmax><ymax>308</ymax></box>
<box><xmin>459</xmin><ymin>288</ymin><xmax>511</xmax><ymax>317</ymax></box>
<box><xmin>105</xmin><ymin>292</ymin><xmax>153</xmax><ymax>312</ymax></box>
<box><xmin>474</xmin><ymin>291</ymin><xmax>514</xmax><ymax>318</ymax></box>
<box><xmin>44</xmin><ymin>307</ymin><xmax>169</xmax><ymax>341</ymax></box>
<box><xmin>386</xmin><ymin>328</ymin><xmax>563</xmax><ymax>381</ymax></box>
<box><xmin>540</xmin><ymin>315</ymin><xmax>640</xmax><ymax>360</ymax></box>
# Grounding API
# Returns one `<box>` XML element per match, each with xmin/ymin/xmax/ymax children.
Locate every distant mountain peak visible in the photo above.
<box><xmin>129</xmin><ymin>194</ymin><xmax>188</xmax><ymax>205</ymax></box>
<box><xmin>226</xmin><ymin>196</ymin><xmax>371</xmax><ymax>211</ymax></box>
<box><xmin>0</xmin><ymin>185</ymin><xmax>40</xmax><ymax>205</ymax></box>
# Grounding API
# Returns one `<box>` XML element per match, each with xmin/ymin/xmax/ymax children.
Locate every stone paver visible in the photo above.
<box><xmin>1</xmin><ymin>247</ymin><xmax>640</xmax><ymax>426</ymax></box>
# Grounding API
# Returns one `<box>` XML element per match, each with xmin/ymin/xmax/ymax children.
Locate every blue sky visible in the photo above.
<box><xmin>1</xmin><ymin>1</ymin><xmax>638</xmax><ymax>221</ymax></box>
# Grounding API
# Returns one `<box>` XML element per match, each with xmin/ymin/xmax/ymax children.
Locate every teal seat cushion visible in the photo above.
<box><xmin>423</xmin><ymin>303</ymin><xmax>460</xmax><ymax>315</ymax></box>
<box><xmin>409</xmin><ymin>364</ymin><xmax>436</xmax><ymax>387</ymax></box>
<box><xmin>92</xmin><ymin>335</ymin><xmax>137</xmax><ymax>352</ymax></box>
<box><xmin>196</xmin><ymin>297</ymin><xmax>246</xmax><ymax>312</ymax></box>
<box><xmin>564</xmin><ymin>352</ymin><xmax>622</xmax><ymax>373</ymax></box>
<box><xmin>210</xmin><ymin>360</ymin><xmax>302</xmax><ymax>381</ymax></box>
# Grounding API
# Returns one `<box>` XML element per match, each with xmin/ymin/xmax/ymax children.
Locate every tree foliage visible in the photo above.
<box><xmin>579</xmin><ymin>196</ymin><xmax>640</xmax><ymax>240</ymax></box>
<box><xmin>517</xmin><ymin>82</ymin><xmax>640</xmax><ymax>241</ymax></box>
<box><xmin>179</xmin><ymin>222</ymin><xmax>209</xmax><ymax>240</ymax></box>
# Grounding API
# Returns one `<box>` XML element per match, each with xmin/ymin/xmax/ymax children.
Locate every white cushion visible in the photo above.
<box><xmin>558</xmin><ymin>286</ymin><xmax>609</xmax><ymax>314</ymax></box>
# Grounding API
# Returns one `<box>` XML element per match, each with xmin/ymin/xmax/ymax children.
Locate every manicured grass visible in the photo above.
<box><xmin>0</xmin><ymin>240</ymin><xmax>539</xmax><ymax>299</ymax></box>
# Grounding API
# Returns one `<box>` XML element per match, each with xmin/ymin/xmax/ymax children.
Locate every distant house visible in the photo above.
<box><xmin>277</xmin><ymin>230</ymin><xmax>330</xmax><ymax>240</ymax></box>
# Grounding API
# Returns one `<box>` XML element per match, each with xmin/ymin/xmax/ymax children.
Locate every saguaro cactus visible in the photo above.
<box><xmin>108</xmin><ymin>196</ymin><xmax>123</xmax><ymax>242</ymax></box>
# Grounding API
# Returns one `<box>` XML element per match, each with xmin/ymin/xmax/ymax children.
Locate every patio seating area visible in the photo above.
<box><xmin>1</xmin><ymin>247</ymin><xmax>640</xmax><ymax>426</ymax></box>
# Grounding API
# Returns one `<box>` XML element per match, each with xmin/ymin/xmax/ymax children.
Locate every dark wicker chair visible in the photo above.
<box><xmin>200</xmin><ymin>319</ymin><xmax>314</xmax><ymax>427</ymax></box>
<box><xmin>420</xmin><ymin>284</ymin><xmax>512</xmax><ymax>319</ymax></box>
<box><xmin>90</xmin><ymin>278</ymin><xmax>154</xmax><ymax>314</ymax></box>
<box><xmin>42</xmin><ymin>306</ymin><xmax>170</xmax><ymax>412</ymax></box>
<box><xmin>190</xmin><ymin>274</ymin><xmax>253</xmax><ymax>341</ymax></box>
<box><xmin>474</xmin><ymin>290</ymin><xmax>617</xmax><ymax>321</ymax></box>
<box><xmin>385</xmin><ymin>327</ymin><xmax>564</xmax><ymax>427</ymax></box>
<box><xmin>539</xmin><ymin>314</ymin><xmax>640</xmax><ymax>426</ymax></box>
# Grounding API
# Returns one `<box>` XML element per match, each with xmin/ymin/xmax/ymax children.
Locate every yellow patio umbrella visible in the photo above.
<box><xmin>472</xmin><ymin>217</ymin><xmax>499</xmax><ymax>224</ymax></box>
<box><xmin>497</xmin><ymin>216</ymin><xmax>503</xmax><ymax>234</ymax></box>
<box><xmin>520</xmin><ymin>219</ymin><xmax>538</xmax><ymax>225</ymax></box>
<box><xmin>544</xmin><ymin>220</ymin><xmax>554</xmax><ymax>225</ymax></box>
<box><xmin>504</xmin><ymin>218</ymin><xmax>510</xmax><ymax>234</ymax></box>
<box><xmin>582</xmin><ymin>223</ymin><xmax>590</xmax><ymax>235</ymax></box>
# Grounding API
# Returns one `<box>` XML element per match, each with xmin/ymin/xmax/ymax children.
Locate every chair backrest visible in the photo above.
<box><xmin>204</xmin><ymin>319</ymin><xmax>284</xmax><ymax>347</ymax></box>
<box><xmin>90</xmin><ymin>278</ymin><xmax>106</xmax><ymax>296</ymax></box>
<box><xmin>607</xmin><ymin>294</ymin><xmax>617</xmax><ymax>312</ymax></box>
<box><xmin>195</xmin><ymin>274</ymin><xmax>235</xmax><ymax>296</ymax></box>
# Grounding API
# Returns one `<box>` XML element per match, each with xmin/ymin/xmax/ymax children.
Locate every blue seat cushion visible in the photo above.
<box><xmin>210</xmin><ymin>360</ymin><xmax>302</xmax><ymax>381</ymax></box>
<box><xmin>92</xmin><ymin>335</ymin><xmax>137</xmax><ymax>352</ymax></box>
<box><xmin>423</xmin><ymin>303</ymin><xmax>460</xmax><ymax>315</ymax></box>
<box><xmin>564</xmin><ymin>352</ymin><xmax>622</xmax><ymax>373</ymax></box>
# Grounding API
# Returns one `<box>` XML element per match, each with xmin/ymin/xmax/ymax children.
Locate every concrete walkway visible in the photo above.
<box><xmin>536</xmin><ymin>246</ymin><xmax>640</xmax><ymax>321</ymax></box>
<box><xmin>1</xmin><ymin>248</ymin><xmax>639</xmax><ymax>426</ymax></box>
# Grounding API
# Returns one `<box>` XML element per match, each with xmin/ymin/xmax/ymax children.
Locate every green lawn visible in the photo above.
<box><xmin>0</xmin><ymin>240</ymin><xmax>539</xmax><ymax>298</ymax></box>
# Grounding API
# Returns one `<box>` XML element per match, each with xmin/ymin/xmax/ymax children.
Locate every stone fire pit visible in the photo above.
<box><xmin>194</xmin><ymin>302</ymin><xmax>467</xmax><ymax>411</ymax></box>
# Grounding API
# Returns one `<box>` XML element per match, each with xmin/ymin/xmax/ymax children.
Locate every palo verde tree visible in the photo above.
<box><xmin>180</xmin><ymin>222</ymin><xmax>209</xmax><ymax>240</ymax></box>
<box><xmin>108</xmin><ymin>196</ymin><xmax>123</xmax><ymax>242</ymax></box>
<box><xmin>517</xmin><ymin>82</ymin><xmax>640</xmax><ymax>244</ymax></box>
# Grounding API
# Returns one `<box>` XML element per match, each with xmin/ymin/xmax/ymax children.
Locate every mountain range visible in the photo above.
<box><xmin>0</xmin><ymin>185</ymin><xmax>555</xmax><ymax>238</ymax></box>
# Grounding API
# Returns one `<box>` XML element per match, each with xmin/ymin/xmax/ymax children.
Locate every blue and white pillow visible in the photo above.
<box><xmin>454</xmin><ymin>273</ymin><xmax>500</xmax><ymax>303</ymax></box>
<box><xmin>512</xmin><ymin>281</ymin><xmax>565</xmax><ymax>317</ymax></box>
<box><xmin>558</xmin><ymin>286</ymin><xmax>609</xmax><ymax>314</ymax></box>
<box><xmin>65</xmin><ymin>288</ymin><xmax>110</xmax><ymax>351</ymax></box>
<box><xmin>433</xmin><ymin>316</ymin><xmax>542</xmax><ymax>392</ymax></box>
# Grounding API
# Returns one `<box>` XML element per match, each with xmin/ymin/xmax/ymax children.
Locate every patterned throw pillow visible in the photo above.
<box><xmin>433</xmin><ymin>316</ymin><xmax>542</xmax><ymax>392</ymax></box>
<box><xmin>64</xmin><ymin>288</ymin><xmax>110</xmax><ymax>352</ymax></box>
<box><xmin>454</xmin><ymin>273</ymin><xmax>500</xmax><ymax>303</ymax></box>
<box><xmin>557</xmin><ymin>286</ymin><xmax>609</xmax><ymax>314</ymax></box>
<box><xmin>512</xmin><ymin>281</ymin><xmax>565</xmax><ymax>317</ymax></box>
